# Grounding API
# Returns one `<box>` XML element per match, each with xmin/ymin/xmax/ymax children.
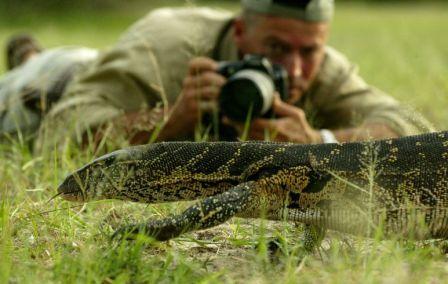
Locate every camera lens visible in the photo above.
<box><xmin>219</xmin><ymin>70</ymin><xmax>275</xmax><ymax>122</ymax></box>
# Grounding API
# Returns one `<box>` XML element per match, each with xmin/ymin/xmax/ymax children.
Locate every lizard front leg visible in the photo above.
<box><xmin>113</xmin><ymin>181</ymin><xmax>260</xmax><ymax>241</ymax></box>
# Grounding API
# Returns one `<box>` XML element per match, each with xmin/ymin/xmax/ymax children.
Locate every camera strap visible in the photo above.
<box><xmin>211</xmin><ymin>18</ymin><xmax>237</xmax><ymax>61</ymax></box>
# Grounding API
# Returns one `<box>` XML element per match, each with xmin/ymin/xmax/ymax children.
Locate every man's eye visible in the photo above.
<box><xmin>266</xmin><ymin>43</ymin><xmax>288</xmax><ymax>58</ymax></box>
<box><xmin>300</xmin><ymin>47</ymin><xmax>317</xmax><ymax>58</ymax></box>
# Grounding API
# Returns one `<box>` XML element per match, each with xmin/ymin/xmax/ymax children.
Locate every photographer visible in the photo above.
<box><xmin>37</xmin><ymin>0</ymin><xmax>434</xmax><ymax>151</ymax></box>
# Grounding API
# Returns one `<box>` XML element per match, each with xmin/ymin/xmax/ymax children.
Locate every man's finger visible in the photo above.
<box><xmin>197</xmin><ymin>86</ymin><xmax>221</xmax><ymax>100</ymax></box>
<box><xmin>188</xmin><ymin>57</ymin><xmax>219</xmax><ymax>75</ymax></box>
<box><xmin>182</xmin><ymin>86</ymin><xmax>221</xmax><ymax>101</ymax></box>
<box><xmin>183</xmin><ymin>71</ymin><xmax>226</xmax><ymax>88</ymax></box>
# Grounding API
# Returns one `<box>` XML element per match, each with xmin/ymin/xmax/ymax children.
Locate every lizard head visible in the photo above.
<box><xmin>57</xmin><ymin>147</ymin><xmax>143</xmax><ymax>202</ymax></box>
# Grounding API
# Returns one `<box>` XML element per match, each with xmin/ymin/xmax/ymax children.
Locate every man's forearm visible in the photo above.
<box><xmin>116</xmin><ymin>108</ymin><xmax>168</xmax><ymax>145</ymax></box>
<box><xmin>84</xmin><ymin>108</ymin><xmax>165</xmax><ymax>148</ymax></box>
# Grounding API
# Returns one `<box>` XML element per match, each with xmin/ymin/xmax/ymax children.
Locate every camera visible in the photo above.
<box><xmin>218</xmin><ymin>54</ymin><xmax>288</xmax><ymax>122</ymax></box>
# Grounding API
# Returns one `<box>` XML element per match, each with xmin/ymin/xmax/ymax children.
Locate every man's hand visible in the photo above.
<box><xmin>157</xmin><ymin>57</ymin><xmax>226</xmax><ymax>141</ymax></box>
<box><xmin>224</xmin><ymin>96</ymin><xmax>322</xmax><ymax>143</ymax></box>
<box><xmin>250</xmin><ymin>97</ymin><xmax>322</xmax><ymax>143</ymax></box>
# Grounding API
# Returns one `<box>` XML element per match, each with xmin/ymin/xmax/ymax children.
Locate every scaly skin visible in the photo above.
<box><xmin>58</xmin><ymin>131</ymin><xmax>448</xmax><ymax>246</ymax></box>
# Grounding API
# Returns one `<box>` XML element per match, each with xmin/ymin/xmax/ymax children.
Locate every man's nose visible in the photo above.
<box><xmin>284</xmin><ymin>52</ymin><xmax>302</xmax><ymax>81</ymax></box>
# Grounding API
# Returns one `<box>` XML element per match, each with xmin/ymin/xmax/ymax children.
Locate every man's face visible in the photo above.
<box><xmin>234</xmin><ymin>15</ymin><xmax>329</xmax><ymax>104</ymax></box>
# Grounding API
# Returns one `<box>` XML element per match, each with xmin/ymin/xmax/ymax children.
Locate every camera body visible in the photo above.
<box><xmin>218</xmin><ymin>54</ymin><xmax>288</xmax><ymax>121</ymax></box>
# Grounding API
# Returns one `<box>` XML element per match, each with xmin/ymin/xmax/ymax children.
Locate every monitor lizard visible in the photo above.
<box><xmin>58</xmin><ymin>131</ymin><xmax>448</xmax><ymax>251</ymax></box>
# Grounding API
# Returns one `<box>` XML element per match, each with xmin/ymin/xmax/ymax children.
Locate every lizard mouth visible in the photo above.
<box><xmin>57</xmin><ymin>174</ymin><xmax>87</xmax><ymax>202</ymax></box>
<box><xmin>60</xmin><ymin>191</ymin><xmax>84</xmax><ymax>202</ymax></box>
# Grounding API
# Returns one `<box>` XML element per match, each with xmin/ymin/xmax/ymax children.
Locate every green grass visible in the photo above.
<box><xmin>1</xmin><ymin>1</ymin><xmax>448</xmax><ymax>283</ymax></box>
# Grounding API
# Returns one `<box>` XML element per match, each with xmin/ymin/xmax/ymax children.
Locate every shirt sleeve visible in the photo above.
<box><xmin>36</xmin><ymin>43</ymin><xmax>166</xmax><ymax>151</ymax></box>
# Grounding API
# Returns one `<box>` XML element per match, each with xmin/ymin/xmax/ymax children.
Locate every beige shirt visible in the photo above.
<box><xmin>38</xmin><ymin>7</ymin><xmax>433</xmax><ymax>148</ymax></box>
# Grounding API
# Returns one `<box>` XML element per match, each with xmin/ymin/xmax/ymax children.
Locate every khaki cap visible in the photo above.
<box><xmin>241</xmin><ymin>0</ymin><xmax>334</xmax><ymax>22</ymax></box>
